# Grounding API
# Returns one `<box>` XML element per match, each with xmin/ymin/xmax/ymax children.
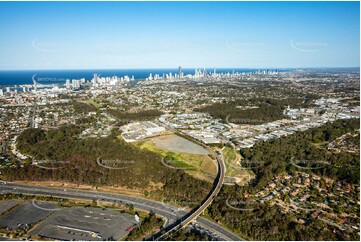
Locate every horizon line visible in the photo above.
<box><xmin>0</xmin><ymin>67</ymin><xmax>359</xmax><ymax>72</ymax></box>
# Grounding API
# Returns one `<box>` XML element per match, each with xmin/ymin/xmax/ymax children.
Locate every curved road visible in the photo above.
<box><xmin>1</xmin><ymin>128</ymin><xmax>241</xmax><ymax>241</ymax></box>
<box><xmin>148</xmin><ymin>128</ymin><xmax>232</xmax><ymax>240</ymax></box>
<box><xmin>0</xmin><ymin>182</ymin><xmax>242</xmax><ymax>241</ymax></box>
<box><xmin>154</xmin><ymin>155</ymin><xmax>226</xmax><ymax>240</ymax></box>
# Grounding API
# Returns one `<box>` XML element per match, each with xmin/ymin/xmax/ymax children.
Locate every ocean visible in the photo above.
<box><xmin>0</xmin><ymin>68</ymin><xmax>288</xmax><ymax>87</ymax></box>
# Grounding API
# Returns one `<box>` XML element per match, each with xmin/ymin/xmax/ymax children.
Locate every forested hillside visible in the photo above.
<box><xmin>240</xmin><ymin>118</ymin><xmax>360</xmax><ymax>189</ymax></box>
<box><xmin>194</xmin><ymin>97</ymin><xmax>317</xmax><ymax>124</ymax></box>
<box><xmin>2</xmin><ymin>125</ymin><xmax>211</xmax><ymax>205</ymax></box>
<box><xmin>207</xmin><ymin>118</ymin><xmax>360</xmax><ymax>240</ymax></box>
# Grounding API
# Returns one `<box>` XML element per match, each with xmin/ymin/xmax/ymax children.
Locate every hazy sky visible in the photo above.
<box><xmin>0</xmin><ymin>1</ymin><xmax>359</xmax><ymax>70</ymax></box>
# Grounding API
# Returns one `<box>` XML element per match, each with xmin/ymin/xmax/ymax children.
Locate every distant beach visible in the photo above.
<box><xmin>0</xmin><ymin>68</ymin><xmax>289</xmax><ymax>87</ymax></box>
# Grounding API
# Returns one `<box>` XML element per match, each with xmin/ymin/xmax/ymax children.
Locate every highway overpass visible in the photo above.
<box><xmin>0</xmin><ymin>181</ymin><xmax>242</xmax><ymax>241</ymax></box>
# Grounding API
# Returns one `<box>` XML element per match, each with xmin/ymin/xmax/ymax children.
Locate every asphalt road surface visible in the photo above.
<box><xmin>154</xmin><ymin>155</ymin><xmax>226</xmax><ymax>240</ymax></box>
<box><xmin>0</xmin><ymin>182</ymin><xmax>243</xmax><ymax>241</ymax></box>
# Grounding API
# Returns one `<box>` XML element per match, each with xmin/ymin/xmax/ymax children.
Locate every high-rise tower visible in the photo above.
<box><xmin>178</xmin><ymin>66</ymin><xmax>183</xmax><ymax>78</ymax></box>
<box><xmin>33</xmin><ymin>80</ymin><xmax>37</xmax><ymax>92</ymax></box>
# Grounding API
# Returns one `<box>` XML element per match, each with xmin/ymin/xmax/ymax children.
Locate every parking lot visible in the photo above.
<box><xmin>0</xmin><ymin>201</ymin><xmax>56</xmax><ymax>230</ymax></box>
<box><xmin>0</xmin><ymin>200</ymin><xmax>20</xmax><ymax>215</ymax></box>
<box><xmin>29</xmin><ymin>206</ymin><xmax>137</xmax><ymax>240</ymax></box>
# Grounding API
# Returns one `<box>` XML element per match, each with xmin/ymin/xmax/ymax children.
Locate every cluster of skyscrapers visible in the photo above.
<box><xmin>65</xmin><ymin>79</ymin><xmax>82</xmax><ymax>90</ymax></box>
<box><xmin>0</xmin><ymin>85</ymin><xmax>32</xmax><ymax>96</ymax></box>
<box><xmin>146</xmin><ymin>66</ymin><xmax>186</xmax><ymax>81</ymax></box>
<box><xmin>0</xmin><ymin>67</ymin><xmax>281</xmax><ymax>96</ymax></box>
<box><xmin>91</xmin><ymin>73</ymin><xmax>133</xmax><ymax>87</ymax></box>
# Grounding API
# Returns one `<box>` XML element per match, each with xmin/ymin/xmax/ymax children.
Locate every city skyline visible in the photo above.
<box><xmin>0</xmin><ymin>1</ymin><xmax>359</xmax><ymax>70</ymax></box>
<box><xmin>0</xmin><ymin>1</ymin><xmax>359</xmax><ymax>241</ymax></box>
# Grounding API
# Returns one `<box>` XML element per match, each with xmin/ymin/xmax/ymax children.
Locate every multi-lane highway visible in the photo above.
<box><xmin>0</xmin><ymin>181</ymin><xmax>242</xmax><ymax>241</ymax></box>
<box><xmin>0</xmin><ymin>130</ymin><xmax>241</xmax><ymax>241</ymax></box>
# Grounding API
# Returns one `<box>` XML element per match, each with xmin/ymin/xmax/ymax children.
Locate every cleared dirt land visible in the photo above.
<box><xmin>135</xmin><ymin>135</ymin><xmax>217</xmax><ymax>182</ymax></box>
<box><xmin>151</xmin><ymin>135</ymin><xmax>209</xmax><ymax>155</ymax></box>
<box><xmin>222</xmin><ymin>146</ymin><xmax>253</xmax><ymax>186</ymax></box>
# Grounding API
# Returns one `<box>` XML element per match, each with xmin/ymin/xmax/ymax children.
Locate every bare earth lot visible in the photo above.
<box><xmin>152</xmin><ymin>135</ymin><xmax>209</xmax><ymax>155</ymax></box>
<box><xmin>137</xmin><ymin>135</ymin><xmax>217</xmax><ymax>181</ymax></box>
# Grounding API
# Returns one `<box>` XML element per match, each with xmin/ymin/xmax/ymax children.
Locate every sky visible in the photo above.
<box><xmin>0</xmin><ymin>1</ymin><xmax>359</xmax><ymax>70</ymax></box>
